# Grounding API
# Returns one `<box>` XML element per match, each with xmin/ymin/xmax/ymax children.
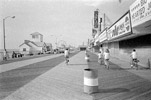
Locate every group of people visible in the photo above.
<box><xmin>64</xmin><ymin>47</ymin><xmax>139</xmax><ymax>69</ymax></box>
<box><xmin>97</xmin><ymin>48</ymin><xmax>139</xmax><ymax>69</ymax></box>
<box><xmin>97</xmin><ymin>48</ymin><xmax>110</xmax><ymax>69</ymax></box>
<box><xmin>84</xmin><ymin>48</ymin><xmax>110</xmax><ymax>69</ymax></box>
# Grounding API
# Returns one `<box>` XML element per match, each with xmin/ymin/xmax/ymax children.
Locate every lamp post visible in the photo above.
<box><xmin>3</xmin><ymin>16</ymin><xmax>15</xmax><ymax>60</ymax></box>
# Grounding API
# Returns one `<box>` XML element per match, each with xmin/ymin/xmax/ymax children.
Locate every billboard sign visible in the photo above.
<box><xmin>94</xmin><ymin>10</ymin><xmax>99</xmax><ymax>28</ymax></box>
<box><xmin>98</xmin><ymin>30</ymin><xmax>107</xmax><ymax>43</ymax></box>
<box><xmin>107</xmin><ymin>13</ymin><xmax>131</xmax><ymax>40</ymax></box>
<box><xmin>130</xmin><ymin>0</ymin><xmax>151</xmax><ymax>27</ymax></box>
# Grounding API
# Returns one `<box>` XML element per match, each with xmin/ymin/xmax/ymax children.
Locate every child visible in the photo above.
<box><xmin>64</xmin><ymin>48</ymin><xmax>69</xmax><ymax>64</ymax></box>
<box><xmin>85</xmin><ymin>50</ymin><xmax>90</xmax><ymax>62</ymax></box>
<box><xmin>130</xmin><ymin>49</ymin><xmax>139</xmax><ymax>69</ymax></box>
<box><xmin>104</xmin><ymin>49</ymin><xmax>110</xmax><ymax>69</ymax></box>
<box><xmin>98</xmin><ymin>51</ymin><xmax>103</xmax><ymax>65</ymax></box>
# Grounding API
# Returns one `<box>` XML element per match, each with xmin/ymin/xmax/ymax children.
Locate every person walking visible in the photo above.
<box><xmin>130</xmin><ymin>49</ymin><xmax>139</xmax><ymax>69</ymax></box>
<box><xmin>98</xmin><ymin>51</ymin><xmax>103</xmax><ymax>65</ymax></box>
<box><xmin>104</xmin><ymin>49</ymin><xmax>110</xmax><ymax>69</ymax></box>
<box><xmin>85</xmin><ymin>50</ymin><xmax>90</xmax><ymax>62</ymax></box>
<box><xmin>64</xmin><ymin>48</ymin><xmax>69</xmax><ymax>65</ymax></box>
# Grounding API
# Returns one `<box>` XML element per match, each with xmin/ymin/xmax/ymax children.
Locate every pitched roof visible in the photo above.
<box><xmin>30</xmin><ymin>32</ymin><xmax>43</xmax><ymax>36</ymax></box>
<box><xmin>19</xmin><ymin>40</ymin><xmax>52</xmax><ymax>48</ymax></box>
<box><xmin>19</xmin><ymin>40</ymin><xmax>33</xmax><ymax>47</ymax></box>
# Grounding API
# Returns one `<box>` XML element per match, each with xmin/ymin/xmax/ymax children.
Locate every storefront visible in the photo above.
<box><xmin>105</xmin><ymin>0</ymin><xmax>151</xmax><ymax>67</ymax></box>
<box><xmin>92</xmin><ymin>0</ymin><xmax>151</xmax><ymax>67</ymax></box>
<box><xmin>126</xmin><ymin>0</ymin><xmax>151</xmax><ymax>66</ymax></box>
<box><xmin>106</xmin><ymin>11</ymin><xmax>132</xmax><ymax>60</ymax></box>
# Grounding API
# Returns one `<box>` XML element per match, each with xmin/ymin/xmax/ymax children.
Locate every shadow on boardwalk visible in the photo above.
<box><xmin>98</xmin><ymin>87</ymin><xmax>130</xmax><ymax>93</ymax></box>
<box><xmin>86</xmin><ymin>51</ymin><xmax>151</xmax><ymax>100</ymax></box>
<box><xmin>68</xmin><ymin>64</ymin><xmax>87</xmax><ymax>66</ymax></box>
<box><xmin>88</xmin><ymin>56</ymin><xmax>149</xmax><ymax>71</ymax></box>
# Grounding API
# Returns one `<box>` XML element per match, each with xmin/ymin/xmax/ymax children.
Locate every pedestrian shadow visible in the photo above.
<box><xmin>137</xmin><ymin>66</ymin><xmax>150</xmax><ymax>70</ymax></box>
<box><xmin>108</xmin><ymin>63</ymin><xmax>150</xmax><ymax>70</ymax></box>
<box><xmin>107</xmin><ymin>67</ymin><xmax>132</xmax><ymax>70</ymax></box>
<box><xmin>68</xmin><ymin>64</ymin><xmax>88</xmax><ymax>66</ymax></box>
<box><xmin>91</xmin><ymin>87</ymin><xmax>130</xmax><ymax>99</ymax></box>
<box><xmin>90</xmin><ymin>88</ymin><xmax>130</xmax><ymax>96</ymax></box>
<box><xmin>98</xmin><ymin>87</ymin><xmax>130</xmax><ymax>93</ymax></box>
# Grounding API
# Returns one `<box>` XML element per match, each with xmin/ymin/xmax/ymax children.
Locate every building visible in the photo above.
<box><xmin>19</xmin><ymin>32</ymin><xmax>52</xmax><ymax>55</ymax></box>
<box><xmin>92</xmin><ymin>0</ymin><xmax>151</xmax><ymax>67</ymax></box>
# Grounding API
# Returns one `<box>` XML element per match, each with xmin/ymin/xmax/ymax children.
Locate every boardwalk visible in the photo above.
<box><xmin>1</xmin><ymin>51</ymin><xmax>151</xmax><ymax>100</ymax></box>
<box><xmin>88</xmin><ymin>52</ymin><xmax>151</xmax><ymax>100</ymax></box>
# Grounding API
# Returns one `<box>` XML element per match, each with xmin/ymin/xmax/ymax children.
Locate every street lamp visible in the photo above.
<box><xmin>3</xmin><ymin>16</ymin><xmax>15</xmax><ymax>60</ymax></box>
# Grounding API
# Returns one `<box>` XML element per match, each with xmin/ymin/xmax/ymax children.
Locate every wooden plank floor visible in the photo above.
<box><xmin>3</xmin><ymin>51</ymin><xmax>92</xmax><ymax>100</ymax></box>
<box><xmin>3</xmin><ymin>51</ymin><xmax>151</xmax><ymax>100</ymax></box>
<box><xmin>88</xmin><ymin>52</ymin><xmax>151</xmax><ymax>100</ymax></box>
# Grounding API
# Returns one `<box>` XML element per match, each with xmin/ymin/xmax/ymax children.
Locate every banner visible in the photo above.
<box><xmin>130</xmin><ymin>0</ymin><xmax>151</xmax><ymax>27</ymax></box>
<box><xmin>98</xmin><ymin>30</ymin><xmax>107</xmax><ymax>43</ymax></box>
<box><xmin>94</xmin><ymin>10</ymin><xmax>98</xmax><ymax>28</ymax></box>
<box><xmin>107</xmin><ymin>12</ymin><xmax>131</xmax><ymax>40</ymax></box>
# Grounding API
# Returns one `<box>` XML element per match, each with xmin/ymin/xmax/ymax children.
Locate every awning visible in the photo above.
<box><xmin>107</xmin><ymin>32</ymin><xmax>151</xmax><ymax>43</ymax></box>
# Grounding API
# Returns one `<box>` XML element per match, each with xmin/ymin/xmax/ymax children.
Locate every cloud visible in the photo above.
<box><xmin>82</xmin><ymin>0</ymin><xmax>114</xmax><ymax>7</ymax></box>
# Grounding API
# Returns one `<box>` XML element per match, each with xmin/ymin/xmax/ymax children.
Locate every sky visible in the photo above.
<box><xmin>0</xmin><ymin>0</ymin><xmax>136</xmax><ymax>49</ymax></box>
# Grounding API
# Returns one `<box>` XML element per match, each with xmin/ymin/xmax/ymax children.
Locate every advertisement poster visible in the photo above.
<box><xmin>130</xmin><ymin>0</ymin><xmax>151</xmax><ymax>27</ymax></box>
<box><xmin>107</xmin><ymin>13</ymin><xmax>131</xmax><ymax>40</ymax></box>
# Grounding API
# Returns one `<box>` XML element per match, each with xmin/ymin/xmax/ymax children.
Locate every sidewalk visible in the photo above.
<box><xmin>92</xmin><ymin>51</ymin><xmax>151</xmax><ymax>81</ymax></box>
<box><xmin>88</xmin><ymin>51</ymin><xmax>151</xmax><ymax>100</ymax></box>
<box><xmin>3</xmin><ymin>51</ymin><xmax>92</xmax><ymax>100</ymax></box>
<box><xmin>3</xmin><ymin>51</ymin><xmax>151</xmax><ymax>100</ymax></box>
<box><xmin>0</xmin><ymin>54</ymin><xmax>63</xmax><ymax>73</ymax></box>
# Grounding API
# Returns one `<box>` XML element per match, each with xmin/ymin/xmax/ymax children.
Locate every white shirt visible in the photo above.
<box><xmin>64</xmin><ymin>50</ymin><xmax>69</xmax><ymax>56</ymax></box>
<box><xmin>98</xmin><ymin>53</ymin><xmax>102</xmax><ymax>58</ymax></box>
<box><xmin>104</xmin><ymin>52</ymin><xmax>110</xmax><ymax>59</ymax></box>
<box><xmin>131</xmin><ymin>51</ymin><xmax>137</xmax><ymax>59</ymax></box>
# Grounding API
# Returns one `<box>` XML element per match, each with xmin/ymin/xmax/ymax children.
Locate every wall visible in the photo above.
<box><xmin>109</xmin><ymin>34</ymin><xmax>151</xmax><ymax>67</ymax></box>
<box><xmin>19</xmin><ymin>44</ymin><xmax>30</xmax><ymax>55</ymax></box>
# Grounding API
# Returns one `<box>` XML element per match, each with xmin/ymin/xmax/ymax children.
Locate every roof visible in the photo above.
<box><xmin>19</xmin><ymin>40</ymin><xmax>33</xmax><ymax>47</ymax></box>
<box><xmin>19</xmin><ymin>40</ymin><xmax>45</xmax><ymax>47</ymax></box>
<box><xmin>30</xmin><ymin>32</ymin><xmax>43</xmax><ymax>36</ymax></box>
<box><xmin>34</xmin><ymin>42</ymin><xmax>46</xmax><ymax>47</ymax></box>
<box><xmin>19</xmin><ymin>39</ymin><xmax>52</xmax><ymax>48</ymax></box>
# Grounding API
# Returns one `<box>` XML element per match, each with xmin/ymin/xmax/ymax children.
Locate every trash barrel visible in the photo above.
<box><xmin>84</xmin><ymin>68</ymin><xmax>98</xmax><ymax>94</ymax></box>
